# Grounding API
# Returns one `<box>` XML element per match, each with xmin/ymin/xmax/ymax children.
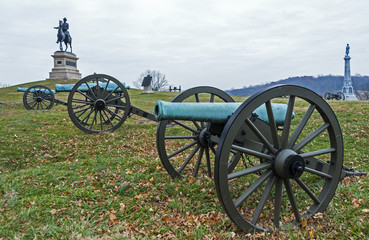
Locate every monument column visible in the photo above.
<box><xmin>342</xmin><ymin>44</ymin><xmax>357</xmax><ymax>100</ymax></box>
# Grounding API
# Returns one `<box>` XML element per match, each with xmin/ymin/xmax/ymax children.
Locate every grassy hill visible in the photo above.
<box><xmin>0</xmin><ymin>80</ymin><xmax>368</xmax><ymax>239</ymax></box>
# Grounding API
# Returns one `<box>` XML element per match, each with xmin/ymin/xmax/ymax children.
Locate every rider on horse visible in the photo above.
<box><xmin>61</xmin><ymin>18</ymin><xmax>70</xmax><ymax>41</ymax></box>
<box><xmin>54</xmin><ymin>17</ymin><xmax>72</xmax><ymax>52</ymax></box>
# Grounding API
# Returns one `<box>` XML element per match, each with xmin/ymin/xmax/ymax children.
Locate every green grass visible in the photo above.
<box><xmin>0</xmin><ymin>81</ymin><xmax>368</xmax><ymax>239</ymax></box>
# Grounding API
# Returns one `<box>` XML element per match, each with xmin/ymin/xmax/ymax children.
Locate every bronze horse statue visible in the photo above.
<box><xmin>55</xmin><ymin>20</ymin><xmax>72</xmax><ymax>52</ymax></box>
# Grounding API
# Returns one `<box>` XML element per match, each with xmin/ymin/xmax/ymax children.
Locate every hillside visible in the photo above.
<box><xmin>226</xmin><ymin>75</ymin><xmax>369</xmax><ymax>99</ymax></box>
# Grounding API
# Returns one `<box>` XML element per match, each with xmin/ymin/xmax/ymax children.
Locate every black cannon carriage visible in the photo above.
<box><xmin>154</xmin><ymin>84</ymin><xmax>364</xmax><ymax>232</ymax></box>
<box><xmin>17</xmin><ymin>74</ymin><xmax>365</xmax><ymax>232</ymax></box>
<box><xmin>324</xmin><ymin>91</ymin><xmax>345</xmax><ymax>100</ymax></box>
<box><xmin>18</xmin><ymin>74</ymin><xmax>156</xmax><ymax>134</ymax></box>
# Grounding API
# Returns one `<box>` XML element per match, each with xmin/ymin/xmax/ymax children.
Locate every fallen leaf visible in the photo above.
<box><xmin>108</xmin><ymin>212</ymin><xmax>117</xmax><ymax>224</ymax></box>
<box><xmin>362</xmin><ymin>209</ymin><xmax>369</xmax><ymax>214</ymax></box>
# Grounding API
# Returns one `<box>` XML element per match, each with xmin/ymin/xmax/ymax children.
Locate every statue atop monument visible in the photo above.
<box><xmin>54</xmin><ymin>17</ymin><xmax>73</xmax><ymax>52</ymax></box>
<box><xmin>345</xmin><ymin>44</ymin><xmax>350</xmax><ymax>56</ymax></box>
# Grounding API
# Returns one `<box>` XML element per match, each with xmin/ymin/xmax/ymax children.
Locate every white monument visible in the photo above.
<box><xmin>141</xmin><ymin>75</ymin><xmax>154</xmax><ymax>94</ymax></box>
<box><xmin>342</xmin><ymin>44</ymin><xmax>357</xmax><ymax>101</ymax></box>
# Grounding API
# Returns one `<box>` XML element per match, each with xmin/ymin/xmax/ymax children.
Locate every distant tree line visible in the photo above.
<box><xmin>226</xmin><ymin>75</ymin><xmax>369</xmax><ymax>99</ymax></box>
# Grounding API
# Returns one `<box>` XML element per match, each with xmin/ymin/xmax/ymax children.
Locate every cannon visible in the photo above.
<box><xmin>18</xmin><ymin>74</ymin><xmax>156</xmax><ymax>134</ymax></box>
<box><xmin>154</xmin><ymin>85</ymin><xmax>364</xmax><ymax>232</ymax></box>
<box><xmin>17</xmin><ymin>85</ymin><xmax>65</xmax><ymax>110</ymax></box>
<box><xmin>324</xmin><ymin>91</ymin><xmax>345</xmax><ymax>100</ymax></box>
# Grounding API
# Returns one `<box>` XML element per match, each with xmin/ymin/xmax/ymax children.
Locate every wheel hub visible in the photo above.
<box><xmin>198</xmin><ymin>128</ymin><xmax>211</xmax><ymax>148</ymax></box>
<box><xmin>274</xmin><ymin>149</ymin><xmax>305</xmax><ymax>179</ymax></box>
<box><xmin>36</xmin><ymin>96</ymin><xmax>43</xmax><ymax>102</ymax></box>
<box><xmin>94</xmin><ymin>99</ymin><xmax>106</xmax><ymax>111</ymax></box>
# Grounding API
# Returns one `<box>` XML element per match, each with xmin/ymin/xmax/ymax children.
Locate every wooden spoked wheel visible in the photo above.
<box><xmin>67</xmin><ymin>74</ymin><xmax>131</xmax><ymax>134</ymax></box>
<box><xmin>23</xmin><ymin>85</ymin><xmax>55</xmax><ymax>110</ymax></box>
<box><xmin>215</xmin><ymin>85</ymin><xmax>343</xmax><ymax>232</ymax></box>
<box><xmin>156</xmin><ymin>86</ymin><xmax>234</xmax><ymax>179</ymax></box>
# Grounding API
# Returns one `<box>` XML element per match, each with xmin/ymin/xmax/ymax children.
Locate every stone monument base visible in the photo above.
<box><xmin>142</xmin><ymin>85</ymin><xmax>154</xmax><ymax>94</ymax></box>
<box><xmin>48</xmin><ymin>51</ymin><xmax>81</xmax><ymax>80</ymax></box>
<box><xmin>343</xmin><ymin>94</ymin><xmax>357</xmax><ymax>101</ymax></box>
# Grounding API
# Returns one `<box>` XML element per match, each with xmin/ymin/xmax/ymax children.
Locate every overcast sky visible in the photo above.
<box><xmin>1</xmin><ymin>0</ymin><xmax>368</xmax><ymax>90</ymax></box>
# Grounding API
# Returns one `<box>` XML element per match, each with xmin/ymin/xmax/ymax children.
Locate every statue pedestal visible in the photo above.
<box><xmin>48</xmin><ymin>51</ymin><xmax>82</xmax><ymax>80</ymax></box>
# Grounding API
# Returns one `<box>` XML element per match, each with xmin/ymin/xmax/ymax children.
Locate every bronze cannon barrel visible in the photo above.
<box><xmin>154</xmin><ymin>100</ymin><xmax>293</xmax><ymax>126</ymax></box>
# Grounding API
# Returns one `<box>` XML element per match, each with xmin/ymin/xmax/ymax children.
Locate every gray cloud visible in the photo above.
<box><xmin>1</xmin><ymin>0</ymin><xmax>368</xmax><ymax>90</ymax></box>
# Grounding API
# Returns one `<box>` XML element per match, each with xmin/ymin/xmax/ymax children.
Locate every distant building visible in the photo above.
<box><xmin>342</xmin><ymin>44</ymin><xmax>357</xmax><ymax>101</ymax></box>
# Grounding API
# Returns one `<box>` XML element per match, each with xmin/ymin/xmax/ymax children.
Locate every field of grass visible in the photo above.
<box><xmin>0</xmin><ymin>80</ymin><xmax>368</xmax><ymax>239</ymax></box>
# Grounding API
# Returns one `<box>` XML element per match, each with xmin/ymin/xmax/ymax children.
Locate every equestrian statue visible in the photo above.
<box><xmin>54</xmin><ymin>17</ymin><xmax>72</xmax><ymax>52</ymax></box>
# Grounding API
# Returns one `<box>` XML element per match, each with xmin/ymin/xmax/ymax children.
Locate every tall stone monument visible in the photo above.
<box><xmin>48</xmin><ymin>18</ymin><xmax>81</xmax><ymax>80</ymax></box>
<box><xmin>341</xmin><ymin>44</ymin><xmax>357</xmax><ymax>101</ymax></box>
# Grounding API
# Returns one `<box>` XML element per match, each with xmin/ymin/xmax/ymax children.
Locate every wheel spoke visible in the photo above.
<box><xmin>283</xmin><ymin>179</ymin><xmax>302</xmax><ymax>223</ymax></box>
<box><xmin>72</xmin><ymin>99</ymin><xmax>94</xmax><ymax>105</ymax></box>
<box><xmin>234</xmin><ymin>170</ymin><xmax>273</xmax><ymax>208</ymax></box>
<box><xmin>281</xmin><ymin>96</ymin><xmax>295</xmax><ymax>147</ymax></box>
<box><xmin>79</xmin><ymin>107</ymin><xmax>94</xmax><ymax>125</ymax></box>
<box><xmin>193</xmin><ymin>147</ymin><xmax>204</xmax><ymax>177</ymax></box>
<box><xmin>73</xmin><ymin>103</ymin><xmax>92</xmax><ymax>111</ymax></box>
<box><xmin>205</xmin><ymin>148</ymin><xmax>212</xmax><ymax>178</ymax></box>
<box><xmin>177</xmin><ymin>145</ymin><xmax>200</xmax><ymax>174</ymax></box>
<box><xmin>99</xmin><ymin>110</ymin><xmax>104</xmax><ymax>131</ymax></box>
<box><xmin>274</xmin><ymin>178</ymin><xmax>282</xmax><ymax>228</ymax></box>
<box><xmin>77</xmin><ymin>89</ymin><xmax>95</xmax><ymax>101</ymax></box>
<box><xmin>105</xmin><ymin>108</ymin><xmax>123</xmax><ymax>121</ymax></box>
<box><xmin>265</xmin><ymin>100</ymin><xmax>280</xmax><ymax>149</ymax></box>
<box><xmin>103</xmin><ymin>86</ymin><xmax>120</xmax><ymax>101</ymax></box>
<box><xmin>299</xmin><ymin>148</ymin><xmax>335</xmax><ymax>158</ymax></box>
<box><xmin>85</xmin><ymin>82</ymin><xmax>97</xmax><ymax>99</ymax></box>
<box><xmin>167</xmin><ymin>141</ymin><xmax>198</xmax><ymax>159</ymax></box>
<box><xmin>227</xmin><ymin>151</ymin><xmax>241</xmax><ymax>174</ymax></box>
<box><xmin>231</xmin><ymin>144</ymin><xmax>273</xmax><ymax>160</ymax></box>
<box><xmin>75</xmin><ymin>106</ymin><xmax>93</xmax><ymax>118</ymax></box>
<box><xmin>228</xmin><ymin>162</ymin><xmax>272</xmax><ymax>180</ymax></box>
<box><xmin>246</xmin><ymin>118</ymin><xmax>276</xmax><ymax>154</ymax></box>
<box><xmin>294</xmin><ymin>178</ymin><xmax>321</xmax><ymax>204</ymax></box>
<box><xmin>90</xmin><ymin>110</ymin><xmax>98</xmax><ymax>130</ymax></box>
<box><xmin>287</xmin><ymin>104</ymin><xmax>316</xmax><ymax>148</ymax></box>
<box><xmin>105</xmin><ymin>95</ymin><xmax>123</xmax><ymax>103</ymax></box>
<box><xmin>293</xmin><ymin>123</ymin><xmax>330</xmax><ymax>152</ymax></box>
<box><xmin>102</xmin><ymin>79</ymin><xmax>111</xmax><ymax>97</ymax></box>
<box><xmin>252</xmin><ymin>175</ymin><xmax>277</xmax><ymax>225</ymax></box>
<box><xmin>105</xmin><ymin>103</ymin><xmax>127</xmax><ymax>109</ymax></box>
<box><xmin>164</xmin><ymin>135</ymin><xmax>197</xmax><ymax>140</ymax></box>
<box><xmin>192</xmin><ymin>121</ymin><xmax>201</xmax><ymax>130</ymax></box>
<box><xmin>305</xmin><ymin>167</ymin><xmax>332</xmax><ymax>179</ymax></box>
<box><xmin>173</xmin><ymin>120</ymin><xmax>197</xmax><ymax>133</ymax></box>
<box><xmin>102</xmin><ymin>110</ymin><xmax>114</xmax><ymax>127</ymax></box>
<box><xmin>209</xmin><ymin>94</ymin><xmax>215</xmax><ymax>102</ymax></box>
<box><xmin>195</xmin><ymin>93</ymin><xmax>200</xmax><ymax>102</ymax></box>
<box><xmin>40</xmin><ymin>101</ymin><xmax>48</xmax><ymax>109</ymax></box>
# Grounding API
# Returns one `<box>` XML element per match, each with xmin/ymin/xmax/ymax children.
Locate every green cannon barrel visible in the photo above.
<box><xmin>17</xmin><ymin>88</ymin><xmax>55</xmax><ymax>94</ymax></box>
<box><xmin>154</xmin><ymin>101</ymin><xmax>294</xmax><ymax>126</ymax></box>
<box><xmin>55</xmin><ymin>82</ymin><xmax>130</xmax><ymax>92</ymax></box>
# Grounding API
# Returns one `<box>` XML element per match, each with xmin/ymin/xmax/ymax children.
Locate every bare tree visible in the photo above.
<box><xmin>133</xmin><ymin>69</ymin><xmax>168</xmax><ymax>91</ymax></box>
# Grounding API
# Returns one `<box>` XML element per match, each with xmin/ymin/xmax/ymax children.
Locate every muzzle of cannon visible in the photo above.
<box><xmin>154</xmin><ymin>100</ymin><xmax>294</xmax><ymax>126</ymax></box>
